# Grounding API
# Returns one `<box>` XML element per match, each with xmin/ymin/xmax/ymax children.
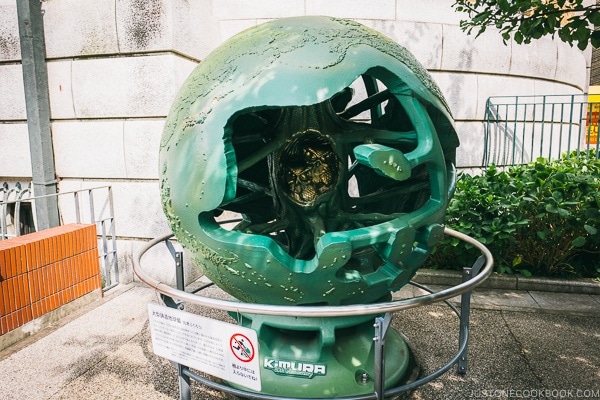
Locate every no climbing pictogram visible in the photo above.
<box><xmin>230</xmin><ymin>333</ymin><xmax>255</xmax><ymax>362</ymax></box>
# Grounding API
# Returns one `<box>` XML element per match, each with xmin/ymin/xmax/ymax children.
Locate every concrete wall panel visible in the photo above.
<box><xmin>431</xmin><ymin>71</ymin><xmax>479</xmax><ymax>121</ymax></box>
<box><xmin>509</xmin><ymin>38</ymin><xmax>558</xmax><ymax>81</ymax></box>
<box><xmin>68</xmin><ymin>55</ymin><xmax>195</xmax><ymax>118</ymax></box>
<box><xmin>0</xmin><ymin>3</ymin><xmax>20</xmax><ymax>61</ymax></box>
<box><xmin>306</xmin><ymin>0</ymin><xmax>395</xmax><ymax>20</ymax></box>
<box><xmin>441</xmin><ymin>25</ymin><xmax>511</xmax><ymax>75</ymax></box>
<box><xmin>555</xmin><ymin>44</ymin><xmax>588</xmax><ymax>90</ymax></box>
<box><xmin>0</xmin><ymin>123</ymin><xmax>31</xmax><ymax>177</ymax></box>
<box><xmin>396</xmin><ymin>0</ymin><xmax>461</xmax><ymax>25</ymax></box>
<box><xmin>52</xmin><ymin>119</ymin><xmax>164</xmax><ymax>180</ymax></box>
<box><xmin>115</xmin><ymin>0</ymin><xmax>171</xmax><ymax>53</ymax></box>
<box><xmin>454</xmin><ymin>121</ymin><xmax>487</xmax><ymax>167</ymax></box>
<box><xmin>212</xmin><ymin>0</ymin><xmax>304</xmax><ymax>20</ymax></box>
<box><xmin>47</xmin><ymin>61</ymin><xmax>75</xmax><ymax>120</ymax></box>
<box><xmin>362</xmin><ymin>20</ymin><xmax>443</xmax><ymax>70</ymax></box>
<box><xmin>123</xmin><ymin>119</ymin><xmax>163</xmax><ymax>179</ymax></box>
<box><xmin>43</xmin><ymin>0</ymin><xmax>119</xmax><ymax>58</ymax></box>
<box><xmin>171</xmin><ymin>0</ymin><xmax>220</xmax><ymax>60</ymax></box>
<box><xmin>0</xmin><ymin>64</ymin><xmax>26</xmax><ymax>120</ymax></box>
<box><xmin>475</xmin><ymin>75</ymin><xmax>537</xmax><ymax>118</ymax></box>
<box><xmin>219</xmin><ymin>19</ymin><xmax>260</xmax><ymax>43</ymax></box>
<box><xmin>53</xmin><ymin>121</ymin><xmax>127</xmax><ymax>179</ymax></box>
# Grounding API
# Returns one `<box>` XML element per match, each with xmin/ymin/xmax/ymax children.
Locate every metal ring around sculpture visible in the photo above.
<box><xmin>133</xmin><ymin>227</ymin><xmax>493</xmax><ymax>317</ymax></box>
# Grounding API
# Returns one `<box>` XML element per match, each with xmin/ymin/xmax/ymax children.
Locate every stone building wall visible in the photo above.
<box><xmin>0</xmin><ymin>0</ymin><xmax>589</xmax><ymax>283</ymax></box>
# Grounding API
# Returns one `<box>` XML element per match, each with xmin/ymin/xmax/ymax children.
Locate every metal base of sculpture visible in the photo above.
<box><xmin>227</xmin><ymin>313</ymin><xmax>411</xmax><ymax>398</ymax></box>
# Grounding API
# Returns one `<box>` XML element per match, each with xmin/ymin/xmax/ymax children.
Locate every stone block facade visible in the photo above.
<box><xmin>0</xmin><ymin>0</ymin><xmax>590</xmax><ymax>283</ymax></box>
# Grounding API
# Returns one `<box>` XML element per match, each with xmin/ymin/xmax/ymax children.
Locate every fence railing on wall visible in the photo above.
<box><xmin>1</xmin><ymin>184</ymin><xmax>119</xmax><ymax>291</ymax></box>
<box><xmin>483</xmin><ymin>94</ymin><xmax>600</xmax><ymax>167</ymax></box>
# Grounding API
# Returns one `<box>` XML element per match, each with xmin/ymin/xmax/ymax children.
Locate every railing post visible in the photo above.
<box><xmin>16</xmin><ymin>0</ymin><xmax>60</xmax><ymax>231</ymax></box>
<box><xmin>373</xmin><ymin>313</ymin><xmax>392</xmax><ymax>400</ymax></box>
<box><xmin>457</xmin><ymin>255</ymin><xmax>485</xmax><ymax>375</ymax></box>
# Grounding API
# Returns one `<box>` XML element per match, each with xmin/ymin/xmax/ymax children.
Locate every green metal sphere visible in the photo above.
<box><xmin>160</xmin><ymin>16</ymin><xmax>459</xmax><ymax>306</ymax></box>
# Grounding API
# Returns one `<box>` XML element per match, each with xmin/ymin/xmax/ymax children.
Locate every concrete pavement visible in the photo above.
<box><xmin>0</xmin><ymin>275</ymin><xmax>599</xmax><ymax>400</ymax></box>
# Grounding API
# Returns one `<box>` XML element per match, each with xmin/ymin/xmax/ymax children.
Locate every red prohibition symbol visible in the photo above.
<box><xmin>230</xmin><ymin>333</ymin><xmax>255</xmax><ymax>362</ymax></box>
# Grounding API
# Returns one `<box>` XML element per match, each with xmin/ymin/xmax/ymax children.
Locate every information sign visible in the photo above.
<box><xmin>147</xmin><ymin>303</ymin><xmax>261</xmax><ymax>391</ymax></box>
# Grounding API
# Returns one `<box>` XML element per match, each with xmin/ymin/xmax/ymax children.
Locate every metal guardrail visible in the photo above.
<box><xmin>1</xmin><ymin>183</ymin><xmax>119</xmax><ymax>291</ymax></box>
<box><xmin>484</xmin><ymin>94</ymin><xmax>600</xmax><ymax>167</ymax></box>
<box><xmin>134</xmin><ymin>227</ymin><xmax>494</xmax><ymax>400</ymax></box>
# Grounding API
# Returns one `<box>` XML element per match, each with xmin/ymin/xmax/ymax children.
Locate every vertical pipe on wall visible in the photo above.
<box><xmin>16</xmin><ymin>0</ymin><xmax>60</xmax><ymax>230</ymax></box>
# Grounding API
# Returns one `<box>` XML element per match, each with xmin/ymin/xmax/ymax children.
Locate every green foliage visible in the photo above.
<box><xmin>428</xmin><ymin>151</ymin><xmax>600</xmax><ymax>279</ymax></box>
<box><xmin>453</xmin><ymin>0</ymin><xmax>600</xmax><ymax>50</ymax></box>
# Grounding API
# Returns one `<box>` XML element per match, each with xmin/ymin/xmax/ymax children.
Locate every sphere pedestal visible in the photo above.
<box><xmin>134</xmin><ymin>227</ymin><xmax>493</xmax><ymax>400</ymax></box>
<box><xmin>228</xmin><ymin>313</ymin><xmax>411</xmax><ymax>398</ymax></box>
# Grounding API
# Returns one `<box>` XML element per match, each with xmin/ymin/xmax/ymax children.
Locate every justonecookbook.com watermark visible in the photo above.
<box><xmin>468</xmin><ymin>389</ymin><xmax>600</xmax><ymax>398</ymax></box>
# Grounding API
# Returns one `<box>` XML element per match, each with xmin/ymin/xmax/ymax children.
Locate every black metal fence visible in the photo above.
<box><xmin>483</xmin><ymin>94</ymin><xmax>600</xmax><ymax>167</ymax></box>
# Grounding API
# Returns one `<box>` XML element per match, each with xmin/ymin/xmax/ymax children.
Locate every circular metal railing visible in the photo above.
<box><xmin>133</xmin><ymin>227</ymin><xmax>493</xmax><ymax>317</ymax></box>
<box><xmin>133</xmin><ymin>227</ymin><xmax>493</xmax><ymax>400</ymax></box>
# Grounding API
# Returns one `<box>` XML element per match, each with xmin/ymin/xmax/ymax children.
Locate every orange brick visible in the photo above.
<box><xmin>64</xmin><ymin>231</ymin><xmax>72</xmax><ymax>258</ymax></box>
<box><xmin>65</xmin><ymin>257</ymin><xmax>73</xmax><ymax>288</ymax></box>
<box><xmin>25</xmin><ymin>242</ymin><xmax>34</xmax><ymax>272</ymax></box>
<box><xmin>54</xmin><ymin>260</ymin><xmax>62</xmax><ymax>292</ymax></box>
<box><xmin>21</xmin><ymin>274</ymin><xmax>30</xmax><ymax>309</ymax></box>
<box><xmin>14</xmin><ymin>275</ymin><xmax>22</xmax><ymax>310</ymax></box>
<box><xmin>38</xmin><ymin>299</ymin><xmax>46</xmax><ymax>315</ymax></box>
<box><xmin>55</xmin><ymin>233</ymin><xmax>63</xmax><ymax>261</ymax></box>
<box><xmin>45</xmin><ymin>236</ymin><xmax>53</xmax><ymax>265</ymax></box>
<box><xmin>31</xmin><ymin>301</ymin><xmax>40</xmax><ymax>319</ymax></box>
<box><xmin>80</xmin><ymin>253</ymin><xmax>89</xmax><ymax>280</ymax></box>
<box><xmin>7</xmin><ymin>311</ymin><xmax>15</xmax><ymax>332</ymax></box>
<box><xmin>52</xmin><ymin>293</ymin><xmax>60</xmax><ymax>310</ymax></box>
<box><xmin>5</xmin><ymin>278</ymin><xmax>15</xmax><ymax>314</ymax></box>
<box><xmin>2</xmin><ymin>279</ymin><xmax>12</xmax><ymax>315</ymax></box>
<box><xmin>61</xmin><ymin>259</ymin><xmax>68</xmax><ymax>291</ymax></box>
<box><xmin>47</xmin><ymin>264</ymin><xmax>57</xmax><ymax>297</ymax></box>
<box><xmin>0</xmin><ymin>248</ymin><xmax>7</xmax><ymax>281</ymax></box>
<box><xmin>29</xmin><ymin>269</ymin><xmax>40</xmax><ymax>302</ymax></box>
<box><xmin>38</xmin><ymin>238</ymin><xmax>46</xmax><ymax>267</ymax></box>
<box><xmin>0</xmin><ymin>315</ymin><xmax>6</xmax><ymax>335</ymax></box>
<box><xmin>28</xmin><ymin>241</ymin><xmax>37</xmax><ymax>271</ymax></box>
<box><xmin>23</xmin><ymin>306</ymin><xmax>32</xmax><ymax>325</ymax></box>
<box><xmin>16</xmin><ymin>244</ymin><xmax>26</xmax><ymax>275</ymax></box>
<box><xmin>5</xmin><ymin>247</ymin><xmax>15</xmax><ymax>278</ymax></box>
<box><xmin>0</xmin><ymin>280</ymin><xmax>5</xmax><ymax>317</ymax></box>
<box><xmin>41</xmin><ymin>238</ymin><xmax>48</xmax><ymax>267</ymax></box>
<box><xmin>39</xmin><ymin>266</ymin><xmax>48</xmax><ymax>299</ymax></box>
<box><xmin>13</xmin><ymin>309</ymin><xmax>21</xmax><ymax>329</ymax></box>
<box><xmin>48</xmin><ymin>263</ymin><xmax>56</xmax><ymax>296</ymax></box>
<box><xmin>67</xmin><ymin>286</ymin><xmax>75</xmax><ymax>303</ymax></box>
<box><xmin>36</xmin><ymin>240</ymin><xmax>44</xmax><ymax>269</ymax></box>
<box><xmin>14</xmin><ymin>310</ymin><xmax>21</xmax><ymax>330</ymax></box>
<box><xmin>47</xmin><ymin>236</ymin><xmax>55</xmax><ymax>264</ymax></box>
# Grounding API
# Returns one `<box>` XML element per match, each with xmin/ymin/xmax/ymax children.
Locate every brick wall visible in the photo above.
<box><xmin>0</xmin><ymin>224</ymin><xmax>101</xmax><ymax>335</ymax></box>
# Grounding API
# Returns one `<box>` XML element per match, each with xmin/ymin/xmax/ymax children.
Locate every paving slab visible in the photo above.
<box><xmin>1</xmin><ymin>281</ymin><xmax>599</xmax><ymax>399</ymax></box>
<box><xmin>0</xmin><ymin>285</ymin><xmax>156</xmax><ymax>400</ymax></box>
<box><xmin>529</xmin><ymin>291</ymin><xmax>600</xmax><ymax>315</ymax></box>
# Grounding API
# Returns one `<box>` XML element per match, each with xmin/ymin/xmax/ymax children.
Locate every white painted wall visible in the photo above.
<box><xmin>0</xmin><ymin>0</ymin><xmax>589</xmax><ymax>284</ymax></box>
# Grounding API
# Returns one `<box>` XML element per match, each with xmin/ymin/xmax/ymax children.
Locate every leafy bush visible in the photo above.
<box><xmin>427</xmin><ymin>151</ymin><xmax>600</xmax><ymax>279</ymax></box>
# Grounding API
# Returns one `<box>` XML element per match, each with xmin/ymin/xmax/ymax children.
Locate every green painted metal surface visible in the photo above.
<box><xmin>160</xmin><ymin>16</ymin><xmax>458</xmax><ymax>397</ymax></box>
<box><xmin>229</xmin><ymin>313</ymin><xmax>410</xmax><ymax>397</ymax></box>
<box><xmin>160</xmin><ymin>16</ymin><xmax>458</xmax><ymax>307</ymax></box>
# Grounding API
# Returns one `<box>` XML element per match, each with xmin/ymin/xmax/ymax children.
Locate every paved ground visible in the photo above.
<box><xmin>0</xmin><ymin>279</ymin><xmax>599</xmax><ymax>400</ymax></box>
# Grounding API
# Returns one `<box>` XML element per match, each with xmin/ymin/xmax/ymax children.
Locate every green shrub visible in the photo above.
<box><xmin>427</xmin><ymin>151</ymin><xmax>600</xmax><ymax>279</ymax></box>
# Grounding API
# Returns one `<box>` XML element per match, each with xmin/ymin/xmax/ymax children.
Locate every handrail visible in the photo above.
<box><xmin>133</xmin><ymin>227</ymin><xmax>493</xmax><ymax>317</ymax></box>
